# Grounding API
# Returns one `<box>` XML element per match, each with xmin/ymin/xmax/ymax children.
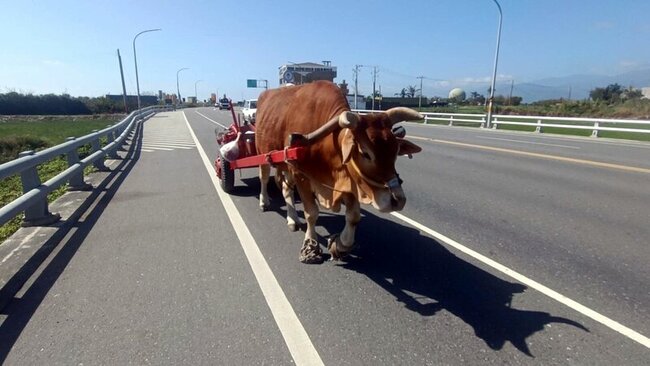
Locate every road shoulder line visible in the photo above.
<box><xmin>182</xmin><ymin>111</ymin><xmax>324</xmax><ymax>366</ymax></box>
<box><xmin>391</xmin><ymin>212</ymin><xmax>650</xmax><ymax>349</ymax></box>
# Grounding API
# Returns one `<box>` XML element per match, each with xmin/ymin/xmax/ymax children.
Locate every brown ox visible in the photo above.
<box><xmin>255</xmin><ymin>81</ymin><xmax>422</xmax><ymax>263</ymax></box>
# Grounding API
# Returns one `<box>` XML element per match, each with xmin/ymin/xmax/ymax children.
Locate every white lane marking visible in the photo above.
<box><xmin>140</xmin><ymin>140</ymin><xmax>196</xmax><ymax>146</ymax></box>
<box><xmin>476</xmin><ymin>136</ymin><xmax>581</xmax><ymax>149</ymax></box>
<box><xmin>141</xmin><ymin>143</ymin><xmax>194</xmax><ymax>149</ymax></box>
<box><xmin>140</xmin><ymin>149</ymin><xmax>155</xmax><ymax>152</ymax></box>
<box><xmin>195</xmin><ymin>110</ymin><xmax>229</xmax><ymax>129</ymax></box>
<box><xmin>2</xmin><ymin>228</ymin><xmax>40</xmax><ymax>264</ymax></box>
<box><xmin>182</xmin><ymin>112</ymin><xmax>324</xmax><ymax>366</ymax></box>
<box><xmin>390</xmin><ymin>212</ymin><xmax>650</xmax><ymax>349</ymax></box>
<box><xmin>140</xmin><ymin>146</ymin><xmax>173</xmax><ymax>151</ymax></box>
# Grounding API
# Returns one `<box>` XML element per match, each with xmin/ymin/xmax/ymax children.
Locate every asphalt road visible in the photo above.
<box><xmin>1</xmin><ymin>107</ymin><xmax>648</xmax><ymax>364</ymax></box>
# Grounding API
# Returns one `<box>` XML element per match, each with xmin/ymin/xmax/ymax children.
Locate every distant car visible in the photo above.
<box><xmin>218</xmin><ymin>98</ymin><xmax>231</xmax><ymax>110</ymax></box>
<box><xmin>242</xmin><ymin>99</ymin><xmax>257</xmax><ymax>123</ymax></box>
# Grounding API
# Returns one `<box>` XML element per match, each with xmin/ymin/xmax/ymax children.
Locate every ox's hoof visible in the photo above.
<box><xmin>288</xmin><ymin>222</ymin><xmax>298</xmax><ymax>232</ymax></box>
<box><xmin>260</xmin><ymin>205</ymin><xmax>268</xmax><ymax>212</ymax></box>
<box><xmin>327</xmin><ymin>234</ymin><xmax>355</xmax><ymax>261</ymax></box>
<box><xmin>299</xmin><ymin>238</ymin><xmax>324</xmax><ymax>264</ymax></box>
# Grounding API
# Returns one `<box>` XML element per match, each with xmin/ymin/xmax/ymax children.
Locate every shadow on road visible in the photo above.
<box><xmin>196</xmin><ymin>170</ymin><xmax>589</xmax><ymax>357</ymax></box>
<box><xmin>0</xmin><ymin>120</ymin><xmax>145</xmax><ymax>363</ymax></box>
<box><xmin>320</xmin><ymin>209</ymin><xmax>589</xmax><ymax>357</ymax></box>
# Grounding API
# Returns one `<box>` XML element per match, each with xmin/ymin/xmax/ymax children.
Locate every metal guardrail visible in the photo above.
<box><xmin>0</xmin><ymin>105</ymin><xmax>170</xmax><ymax>227</ymax></box>
<box><xmin>491</xmin><ymin>114</ymin><xmax>650</xmax><ymax>137</ymax></box>
<box><xmin>354</xmin><ymin>109</ymin><xmax>650</xmax><ymax>138</ymax></box>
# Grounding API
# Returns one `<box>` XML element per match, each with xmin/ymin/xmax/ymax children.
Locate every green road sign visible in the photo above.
<box><xmin>247</xmin><ymin>79</ymin><xmax>257</xmax><ymax>88</ymax></box>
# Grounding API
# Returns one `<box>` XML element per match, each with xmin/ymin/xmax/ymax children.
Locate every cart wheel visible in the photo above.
<box><xmin>220</xmin><ymin>156</ymin><xmax>235</xmax><ymax>193</ymax></box>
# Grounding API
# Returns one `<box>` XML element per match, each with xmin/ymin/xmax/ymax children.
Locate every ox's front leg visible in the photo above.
<box><xmin>258</xmin><ymin>165</ymin><xmax>271</xmax><ymax>211</ymax></box>
<box><xmin>295</xmin><ymin>176</ymin><xmax>323</xmax><ymax>264</ymax></box>
<box><xmin>328</xmin><ymin>194</ymin><xmax>360</xmax><ymax>260</ymax></box>
<box><xmin>280</xmin><ymin>171</ymin><xmax>300</xmax><ymax>232</ymax></box>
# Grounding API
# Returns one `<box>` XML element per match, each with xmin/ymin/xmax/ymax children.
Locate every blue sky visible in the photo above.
<box><xmin>1</xmin><ymin>0</ymin><xmax>649</xmax><ymax>101</ymax></box>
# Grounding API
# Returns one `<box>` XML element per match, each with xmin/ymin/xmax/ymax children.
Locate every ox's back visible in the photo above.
<box><xmin>255</xmin><ymin>81</ymin><xmax>349</xmax><ymax>154</ymax></box>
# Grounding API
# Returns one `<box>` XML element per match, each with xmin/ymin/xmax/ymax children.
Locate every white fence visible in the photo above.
<box><xmin>353</xmin><ymin>109</ymin><xmax>650</xmax><ymax>138</ymax></box>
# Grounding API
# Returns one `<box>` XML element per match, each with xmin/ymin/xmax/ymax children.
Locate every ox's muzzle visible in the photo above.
<box><xmin>374</xmin><ymin>174</ymin><xmax>406</xmax><ymax>212</ymax></box>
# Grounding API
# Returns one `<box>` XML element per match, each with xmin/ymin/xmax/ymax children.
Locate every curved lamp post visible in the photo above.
<box><xmin>176</xmin><ymin>67</ymin><xmax>189</xmax><ymax>105</ymax></box>
<box><xmin>486</xmin><ymin>0</ymin><xmax>502</xmax><ymax>129</ymax></box>
<box><xmin>195</xmin><ymin>79</ymin><xmax>203</xmax><ymax>102</ymax></box>
<box><xmin>133</xmin><ymin>28</ymin><xmax>161</xmax><ymax>110</ymax></box>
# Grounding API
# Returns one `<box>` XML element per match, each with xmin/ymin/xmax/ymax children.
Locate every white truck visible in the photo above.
<box><xmin>242</xmin><ymin>99</ymin><xmax>257</xmax><ymax>123</ymax></box>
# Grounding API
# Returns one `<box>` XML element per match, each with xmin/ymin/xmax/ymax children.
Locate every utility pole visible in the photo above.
<box><xmin>371</xmin><ymin>66</ymin><xmax>378</xmax><ymax>110</ymax></box>
<box><xmin>508</xmin><ymin>79</ymin><xmax>514</xmax><ymax>105</ymax></box>
<box><xmin>486</xmin><ymin>0</ymin><xmax>503</xmax><ymax>128</ymax></box>
<box><xmin>117</xmin><ymin>49</ymin><xmax>128</xmax><ymax>113</ymax></box>
<box><xmin>353</xmin><ymin>64</ymin><xmax>362</xmax><ymax>109</ymax></box>
<box><xmin>417</xmin><ymin>76</ymin><xmax>424</xmax><ymax>109</ymax></box>
<box><xmin>568</xmin><ymin>85</ymin><xmax>572</xmax><ymax>100</ymax></box>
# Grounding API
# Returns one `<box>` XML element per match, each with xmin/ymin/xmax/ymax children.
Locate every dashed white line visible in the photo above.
<box><xmin>195</xmin><ymin>110</ymin><xmax>229</xmax><ymax>129</ymax></box>
<box><xmin>183</xmin><ymin>111</ymin><xmax>324</xmax><ymax>366</ymax></box>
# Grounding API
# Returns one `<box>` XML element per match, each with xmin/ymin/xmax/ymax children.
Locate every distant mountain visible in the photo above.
<box><xmin>515</xmin><ymin>69</ymin><xmax>650</xmax><ymax>102</ymax></box>
<box><xmin>423</xmin><ymin>69</ymin><xmax>650</xmax><ymax>103</ymax></box>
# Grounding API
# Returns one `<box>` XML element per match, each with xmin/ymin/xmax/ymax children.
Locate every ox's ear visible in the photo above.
<box><xmin>397</xmin><ymin>138</ymin><xmax>422</xmax><ymax>157</ymax></box>
<box><xmin>341</xmin><ymin>130</ymin><xmax>356</xmax><ymax>164</ymax></box>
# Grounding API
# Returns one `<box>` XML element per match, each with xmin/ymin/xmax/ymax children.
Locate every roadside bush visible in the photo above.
<box><xmin>0</xmin><ymin>136</ymin><xmax>51</xmax><ymax>164</ymax></box>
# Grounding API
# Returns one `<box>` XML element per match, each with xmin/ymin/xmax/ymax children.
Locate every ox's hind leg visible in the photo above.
<box><xmin>258</xmin><ymin>165</ymin><xmax>271</xmax><ymax>211</ymax></box>
<box><xmin>280</xmin><ymin>170</ymin><xmax>300</xmax><ymax>232</ymax></box>
<box><xmin>328</xmin><ymin>194</ymin><xmax>361</xmax><ymax>260</ymax></box>
<box><xmin>295</xmin><ymin>176</ymin><xmax>323</xmax><ymax>264</ymax></box>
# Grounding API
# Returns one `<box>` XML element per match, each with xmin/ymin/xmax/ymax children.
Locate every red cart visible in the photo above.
<box><xmin>214</xmin><ymin>101</ymin><xmax>306</xmax><ymax>193</ymax></box>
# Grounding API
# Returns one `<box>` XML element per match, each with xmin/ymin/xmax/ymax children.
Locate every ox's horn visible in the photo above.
<box><xmin>338</xmin><ymin>111</ymin><xmax>359</xmax><ymax>129</ymax></box>
<box><xmin>385</xmin><ymin>107</ymin><xmax>423</xmax><ymax>126</ymax></box>
<box><xmin>300</xmin><ymin>111</ymin><xmax>358</xmax><ymax>145</ymax></box>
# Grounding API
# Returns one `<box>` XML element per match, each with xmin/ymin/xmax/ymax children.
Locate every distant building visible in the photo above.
<box><xmin>642</xmin><ymin>87</ymin><xmax>650</xmax><ymax>99</ymax></box>
<box><xmin>278</xmin><ymin>61</ymin><xmax>337</xmax><ymax>86</ymax></box>
<box><xmin>105</xmin><ymin>94</ymin><xmax>158</xmax><ymax>107</ymax></box>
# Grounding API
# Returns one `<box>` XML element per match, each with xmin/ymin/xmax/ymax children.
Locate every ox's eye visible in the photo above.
<box><xmin>360</xmin><ymin>151</ymin><xmax>372</xmax><ymax>160</ymax></box>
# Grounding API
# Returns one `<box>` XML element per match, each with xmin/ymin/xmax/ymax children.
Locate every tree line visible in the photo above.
<box><xmin>0</xmin><ymin>92</ymin><xmax>140</xmax><ymax>115</ymax></box>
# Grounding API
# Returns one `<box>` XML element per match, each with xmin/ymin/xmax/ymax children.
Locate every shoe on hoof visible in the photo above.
<box><xmin>327</xmin><ymin>234</ymin><xmax>354</xmax><ymax>261</ymax></box>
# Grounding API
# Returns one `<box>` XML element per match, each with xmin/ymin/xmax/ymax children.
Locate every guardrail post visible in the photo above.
<box><xmin>106</xmin><ymin>125</ymin><xmax>120</xmax><ymax>159</ymax></box>
<box><xmin>18</xmin><ymin>151</ymin><xmax>61</xmax><ymax>227</ymax></box>
<box><xmin>492</xmin><ymin>117</ymin><xmax>498</xmax><ymax>129</ymax></box>
<box><xmin>65</xmin><ymin>137</ymin><xmax>93</xmax><ymax>191</ymax></box>
<box><xmin>480</xmin><ymin>117</ymin><xmax>486</xmax><ymax>129</ymax></box>
<box><xmin>90</xmin><ymin>131</ymin><xmax>110</xmax><ymax>171</ymax></box>
<box><xmin>535</xmin><ymin>119</ymin><xmax>542</xmax><ymax>133</ymax></box>
<box><xmin>423</xmin><ymin>116</ymin><xmax>428</xmax><ymax>124</ymax></box>
<box><xmin>591</xmin><ymin>122</ymin><xmax>600</xmax><ymax>138</ymax></box>
<box><xmin>449</xmin><ymin>115</ymin><xmax>454</xmax><ymax>126</ymax></box>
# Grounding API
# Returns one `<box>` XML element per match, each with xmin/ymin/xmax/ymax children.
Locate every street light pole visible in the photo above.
<box><xmin>486</xmin><ymin>0</ymin><xmax>502</xmax><ymax>129</ymax></box>
<box><xmin>195</xmin><ymin>79</ymin><xmax>203</xmax><ymax>102</ymax></box>
<box><xmin>133</xmin><ymin>28</ymin><xmax>161</xmax><ymax>111</ymax></box>
<box><xmin>176</xmin><ymin>67</ymin><xmax>189</xmax><ymax>105</ymax></box>
<box><xmin>417</xmin><ymin>76</ymin><xmax>424</xmax><ymax>109</ymax></box>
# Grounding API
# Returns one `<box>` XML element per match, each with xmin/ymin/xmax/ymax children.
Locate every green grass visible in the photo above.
<box><xmin>1</xmin><ymin>115</ymin><xmax>120</xmax><ymax>243</ymax></box>
<box><xmin>0</xmin><ymin>116</ymin><xmax>120</xmax><ymax>147</ymax></box>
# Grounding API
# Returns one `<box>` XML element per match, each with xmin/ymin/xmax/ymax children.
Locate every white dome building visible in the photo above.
<box><xmin>448</xmin><ymin>88</ymin><xmax>466</xmax><ymax>101</ymax></box>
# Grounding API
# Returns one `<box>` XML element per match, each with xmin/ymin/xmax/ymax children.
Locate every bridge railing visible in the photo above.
<box><xmin>491</xmin><ymin>114</ymin><xmax>650</xmax><ymax>137</ymax></box>
<box><xmin>352</xmin><ymin>109</ymin><xmax>650</xmax><ymax>137</ymax></box>
<box><xmin>0</xmin><ymin>105</ymin><xmax>170</xmax><ymax>228</ymax></box>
